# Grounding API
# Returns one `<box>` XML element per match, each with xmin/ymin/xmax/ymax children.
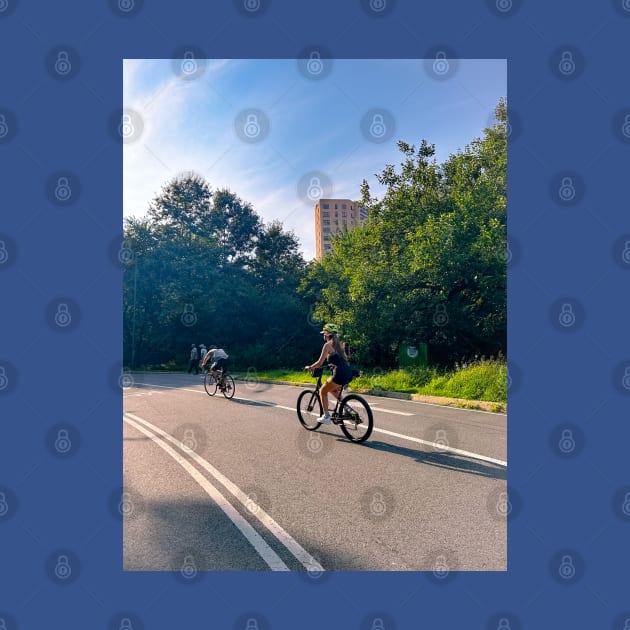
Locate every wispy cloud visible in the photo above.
<box><xmin>124</xmin><ymin>59</ymin><xmax>506</xmax><ymax>261</ymax></box>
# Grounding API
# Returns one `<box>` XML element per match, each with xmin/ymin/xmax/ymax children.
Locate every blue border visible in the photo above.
<box><xmin>1</xmin><ymin>0</ymin><xmax>629</xmax><ymax>628</ymax></box>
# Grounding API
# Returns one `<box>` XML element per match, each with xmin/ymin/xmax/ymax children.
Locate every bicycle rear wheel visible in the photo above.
<box><xmin>297</xmin><ymin>389</ymin><xmax>323</xmax><ymax>430</ymax></box>
<box><xmin>204</xmin><ymin>372</ymin><xmax>218</xmax><ymax>396</ymax></box>
<box><xmin>221</xmin><ymin>374</ymin><xmax>236</xmax><ymax>399</ymax></box>
<box><xmin>338</xmin><ymin>394</ymin><xmax>373</xmax><ymax>443</ymax></box>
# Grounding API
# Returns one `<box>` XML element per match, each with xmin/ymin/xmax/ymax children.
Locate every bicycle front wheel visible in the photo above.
<box><xmin>221</xmin><ymin>374</ymin><xmax>235</xmax><ymax>399</ymax></box>
<box><xmin>339</xmin><ymin>394</ymin><xmax>373</xmax><ymax>443</ymax></box>
<box><xmin>297</xmin><ymin>389</ymin><xmax>323</xmax><ymax>430</ymax></box>
<box><xmin>204</xmin><ymin>372</ymin><xmax>218</xmax><ymax>396</ymax></box>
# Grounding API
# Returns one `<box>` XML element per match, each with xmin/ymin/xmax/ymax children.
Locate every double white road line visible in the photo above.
<box><xmin>124</xmin><ymin>412</ymin><xmax>323</xmax><ymax>572</ymax></box>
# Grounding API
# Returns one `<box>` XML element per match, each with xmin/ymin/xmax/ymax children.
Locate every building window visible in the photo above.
<box><xmin>342</xmin><ymin>211</ymin><xmax>347</xmax><ymax>217</ymax></box>
<box><xmin>323</xmin><ymin>235</ymin><xmax>330</xmax><ymax>241</ymax></box>
<box><xmin>323</xmin><ymin>227</ymin><xmax>330</xmax><ymax>233</ymax></box>
<box><xmin>322</xmin><ymin>211</ymin><xmax>329</xmax><ymax>218</ymax></box>
<box><xmin>334</xmin><ymin>204</ymin><xmax>338</xmax><ymax>209</ymax></box>
<box><xmin>322</xmin><ymin>203</ymin><xmax>329</xmax><ymax>209</ymax></box>
<box><xmin>323</xmin><ymin>219</ymin><xmax>330</xmax><ymax>225</ymax></box>
<box><xmin>342</xmin><ymin>203</ymin><xmax>347</xmax><ymax>209</ymax></box>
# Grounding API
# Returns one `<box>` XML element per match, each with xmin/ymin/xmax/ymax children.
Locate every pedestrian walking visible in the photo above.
<box><xmin>188</xmin><ymin>344</ymin><xmax>199</xmax><ymax>374</ymax></box>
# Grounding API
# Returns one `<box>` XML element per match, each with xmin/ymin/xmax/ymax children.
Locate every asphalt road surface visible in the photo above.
<box><xmin>122</xmin><ymin>372</ymin><xmax>507</xmax><ymax>573</ymax></box>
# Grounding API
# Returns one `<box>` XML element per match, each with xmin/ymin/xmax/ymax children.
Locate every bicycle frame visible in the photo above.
<box><xmin>310</xmin><ymin>369</ymin><xmax>346</xmax><ymax>422</ymax></box>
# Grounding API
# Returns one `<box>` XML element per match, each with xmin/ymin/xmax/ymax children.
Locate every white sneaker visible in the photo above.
<box><xmin>317</xmin><ymin>413</ymin><xmax>332</xmax><ymax>425</ymax></box>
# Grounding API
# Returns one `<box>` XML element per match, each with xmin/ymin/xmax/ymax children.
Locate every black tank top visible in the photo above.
<box><xmin>327</xmin><ymin>351</ymin><xmax>351</xmax><ymax>376</ymax></box>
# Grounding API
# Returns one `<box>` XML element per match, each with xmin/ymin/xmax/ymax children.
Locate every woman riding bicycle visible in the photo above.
<box><xmin>304</xmin><ymin>323</ymin><xmax>353</xmax><ymax>425</ymax></box>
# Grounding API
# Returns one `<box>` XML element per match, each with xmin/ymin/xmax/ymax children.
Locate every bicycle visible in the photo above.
<box><xmin>203</xmin><ymin>368</ymin><xmax>235</xmax><ymax>399</ymax></box>
<box><xmin>296</xmin><ymin>367</ymin><xmax>373</xmax><ymax>443</ymax></box>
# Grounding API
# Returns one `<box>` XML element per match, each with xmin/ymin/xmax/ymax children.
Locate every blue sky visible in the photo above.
<box><xmin>124</xmin><ymin>58</ymin><xmax>506</xmax><ymax>260</ymax></box>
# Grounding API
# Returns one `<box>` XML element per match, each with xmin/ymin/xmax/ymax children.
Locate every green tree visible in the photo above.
<box><xmin>300</xmin><ymin>99</ymin><xmax>507</xmax><ymax>367</ymax></box>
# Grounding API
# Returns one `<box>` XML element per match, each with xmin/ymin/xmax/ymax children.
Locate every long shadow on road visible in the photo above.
<box><xmin>354</xmin><ymin>439</ymin><xmax>506</xmax><ymax>480</ymax></box>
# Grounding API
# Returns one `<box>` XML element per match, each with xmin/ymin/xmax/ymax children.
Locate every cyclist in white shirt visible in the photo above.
<box><xmin>201</xmin><ymin>346</ymin><xmax>229</xmax><ymax>375</ymax></box>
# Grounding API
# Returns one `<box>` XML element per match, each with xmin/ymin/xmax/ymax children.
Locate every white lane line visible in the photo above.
<box><xmin>125</xmin><ymin>412</ymin><xmax>324</xmax><ymax>573</ymax></box>
<box><xmin>123</xmin><ymin>414</ymin><xmax>290</xmax><ymax>571</ymax></box>
<box><xmin>371</xmin><ymin>408</ymin><xmax>414</xmax><ymax>416</ymax></box>
<box><xmin>371</xmin><ymin>426</ymin><xmax>507</xmax><ymax>467</ymax></box>
<box><xmin>128</xmin><ymin>383</ymin><xmax>506</xmax><ymax>466</ymax></box>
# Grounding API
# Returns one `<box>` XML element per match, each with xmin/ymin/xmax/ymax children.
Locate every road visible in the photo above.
<box><xmin>122</xmin><ymin>372</ymin><xmax>507</xmax><ymax>573</ymax></box>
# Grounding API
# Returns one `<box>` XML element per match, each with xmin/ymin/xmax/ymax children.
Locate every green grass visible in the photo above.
<box><xmin>419</xmin><ymin>360</ymin><xmax>507</xmax><ymax>403</ymax></box>
<box><xmin>233</xmin><ymin>361</ymin><xmax>507</xmax><ymax>403</ymax></box>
